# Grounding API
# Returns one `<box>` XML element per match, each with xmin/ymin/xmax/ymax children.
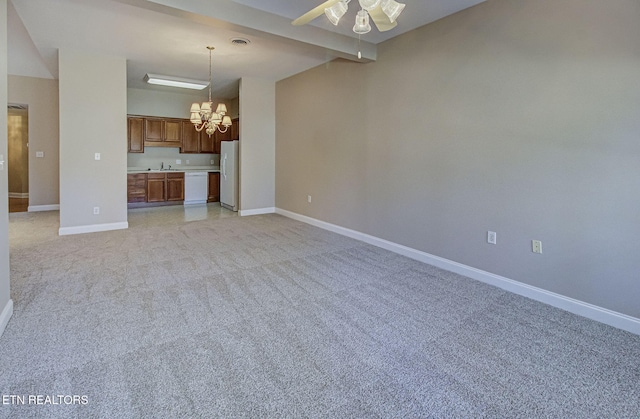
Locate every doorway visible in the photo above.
<box><xmin>7</xmin><ymin>105</ymin><xmax>29</xmax><ymax>213</ymax></box>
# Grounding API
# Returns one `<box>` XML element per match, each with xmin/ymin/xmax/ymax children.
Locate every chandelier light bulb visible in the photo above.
<box><xmin>381</xmin><ymin>0</ymin><xmax>405</xmax><ymax>23</ymax></box>
<box><xmin>325</xmin><ymin>1</ymin><xmax>348</xmax><ymax>25</ymax></box>
<box><xmin>358</xmin><ymin>0</ymin><xmax>381</xmax><ymax>11</ymax></box>
<box><xmin>353</xmin><ymin>9</ymin><xmax>371</xmax><ymax>34</ymax></box>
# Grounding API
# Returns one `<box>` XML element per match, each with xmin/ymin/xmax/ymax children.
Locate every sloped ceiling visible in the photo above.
<box><xmin>8</xmin><ymin>0</ymin><xmax>485</xmax><ymax>99</ymax></box>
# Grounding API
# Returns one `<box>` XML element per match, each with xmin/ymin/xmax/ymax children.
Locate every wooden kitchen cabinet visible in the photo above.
<box><xmin>231</xmin><ymin>118</ymin><xmax>239</xmax><ymax>141</ymax></box>
<box><xmin>128</xmin><ymin>117</ymin><xmax>144</xmax><ymax>153</ymax></box>
<box><xmin>208</xmin><ymin>172</ymin><xmax>220</xmax><ymax>202</ymax></box>
<box><xmin>144</xmin><ymin>118</ymin><xmax>182</xmax><ymax>147</ymax></box>
<box><xmin>165</xmin><ymin>119</ymin><xmax>181</xmax><ymax>143</ymax></box>
<box><xmin>128</xmin><ymin>114</ymin><xmax>236</xmax><ymax>153</ymax></box>
<box><xmin>147</xmin><ymin>173</ymin><xmax>167</xmax><ymax>202</ymax></box>
<box><xmin>144</xmin><ymin>118</ymin><xmax>163</xmax><ymax>142</ymax></box>
<box><xmin>214</xmin><ymin>122</ymin><xmax>233</xmax><ymax>154</ymax></box>
<box><xmin>146</xmin><ymin>172</ymin><xmax>184</xmax><ymax>203</ymax></box>
<box><xmin>167</xmin><ymin>172</ymin><xmax>185</xmax><ymax>201</ymax></box>
<box><xmin>200</xmin><ymin>131</ymin><xmax>216</xmax><ymax>154</ymax></box>
<box><xmin>182</xmin><ymin>121</ymin><xmax>216</xmax><ymax>154</ymax></box>
<box><xmin>181</xmin><ymin>121</ymin><xmax>200</xmax><ymax>153</ymax></box>
<box><xmin>127</xmin><ymin>173</ymin><xmax>147</xmax><ymax>202</ymax></box>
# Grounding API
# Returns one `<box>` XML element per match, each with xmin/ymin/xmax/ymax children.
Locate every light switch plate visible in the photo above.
<box><xmin>95</xmin><ymin>153</ymin><xmax>101</xmax><ymax>160</ymax></box>
<box><xmin>36</xmin><ymin>151</ymin><xmax>44</xmax><ymax>158</ymax></box>
<box><xmin>0</xmin><ymin>154</ymin><xmax>4</xmax><ymax>170</ymax></box>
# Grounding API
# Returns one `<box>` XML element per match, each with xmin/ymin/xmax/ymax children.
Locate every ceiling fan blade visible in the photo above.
<box><xmin>292</xmin><ymin>0</ymin><xmax>341</xmax><ymax>26</ymax></box>
<box><xmin>368</xmin><ymin>4</ymin><xmax>398</xmax><ymax>32</ymax></box>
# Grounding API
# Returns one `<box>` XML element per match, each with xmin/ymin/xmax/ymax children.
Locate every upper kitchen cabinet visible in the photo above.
<box><xmin>231</xmin><ymin>118</ymin><xmax>239</xmax><ymax>141</ymax></box>
<box><xmin>181</xmin><ymin>120</ymin><xmax>199</xmax><ymax>153</ymax></box>
<box><xmin>200</xmin><ymin>131</ymin><xmax>216</xmax><ymax>154</ymax></box>
<box><xmin>128</xmin><ymin>117</ymin><xmax>144</xmax><ymax>153</ymax></box>
<box><xmin>144</xmin><ymin>117</ymin><xmax>181</xmax><ymax>147</ymax></box>
<box><xmin>165</xmin><ymin>119</ymin><xmax>181</xmax><ymax>143</ymax></box>
<box><xmin>213</xmin><ymin>124</ymin><xmax>231</xmax><ymax>154</ymax></box>
<box><xmin>127</xmin><ymin>114</ymin><xmax>239</xmax><ymax>153</ymax></box>
<box><xmin>183</xmin><ymin>122</ymin><xmax>216</xmax><ymax>154</ymax></box>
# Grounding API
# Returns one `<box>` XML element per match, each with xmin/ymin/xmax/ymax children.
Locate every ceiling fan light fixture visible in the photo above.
<box><xmin>353</xmin><ymin>9</ymin><xmax>371</xmax><ymax>34</ymax></box>
<box><xmin>325</xmin><ymin>1</ymin><xmax>348</xmax><ymax>25</ymax></box>
<box><xmin>381</xmin><ymin>0</ymin><xmax>405</xmax><ymax>23</ymax></box>
<box><xmin>358</xmin><ymin>0</ymin><xmax>381</xmax><ymax>11</ymax></box>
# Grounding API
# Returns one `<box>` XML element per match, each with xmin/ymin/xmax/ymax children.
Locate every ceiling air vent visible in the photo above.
<box><xmin>230</xmin><ymin>38</ymin><xmax>251</xmax><ymax>47</ymax></box>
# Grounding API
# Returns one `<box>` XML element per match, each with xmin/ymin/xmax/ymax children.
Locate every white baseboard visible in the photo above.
<box><xmin>28</xmin><ymin>204</ymin><xmax>60</xmax><ymax>212</ymax></box>
<box><xmin>59</xmin><ymin>222</ymin><xmax>128</xmax><ymax>236</ymax></box>
<box><xmin>8</xmin><ymin>192</ymin><xmax>29</xmax><ymax>199</ymax></box>
<box><xmin>240</xmin><ymin>207</ymin><xmax>275</xmax><ymax>217</ymax></box>
<box><xmin>0</xmin><ymin>299</ymin><xmax>13</xmax><ymax>340</ymax></box>
<box><xmin>275</xmin><ymin>208</ymin><xmax>640</xmax><ymax>336</ymax></box>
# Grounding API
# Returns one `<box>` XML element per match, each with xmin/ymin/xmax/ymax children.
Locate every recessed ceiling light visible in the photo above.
<box><xmin>230</xmin><ymin>38</ymin><xmax>251</xmax><ymax>47</ymax></box>
<box><xmin>143</xmin><ymin>73</ymin><xmax>209</xmax><ymax>90</ymax></box>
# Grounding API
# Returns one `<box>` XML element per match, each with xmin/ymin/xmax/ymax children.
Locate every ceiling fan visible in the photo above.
<box><xmin>292</xmin><ymin>0</ymin><xmax>406</xmax><ymax>34</ymax></box>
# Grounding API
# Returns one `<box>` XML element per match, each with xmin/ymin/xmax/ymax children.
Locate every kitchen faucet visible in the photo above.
<box><xmin>160</xmin><ymin>162</ymin><xmax>164</xmax><ymax>170</ymax></box>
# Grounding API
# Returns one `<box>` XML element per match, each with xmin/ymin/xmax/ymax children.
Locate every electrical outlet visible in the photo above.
<box><xmin>186</xmin><ymin>160</ymin><xmax>190</xmax><ymax>165</ymax></box>
<box><xmin>487</xmin><ymin>231</ymin><xmax>497</xmax><ymax>245</ymax></box>
<box><xmin>532</xmin><ymin>240</ymin><xmax>542</xmax><ymax>254</ymax></box>
<box><xmin>93</xmin><ymin>207</ymin><xmax>100</xmax><ymax>215</ymax></box>
<box><xmin>210</xmin><ymin>160</ymin><xmax>214</xmax><ymax>165</ymax></box>
<box><xmin>307</xmin><ymin>195</ymin><xmax>312</xmax><ymax>203</ymax></box>
<box><xmin>176</xmin><ymin>159</ymin><xmax>182</xmax><ymax>165</ymax></box>
<box><xmin>36</xmin><ymin>151</ymin><xmax>44</xmax><ymax>158</ymax></box>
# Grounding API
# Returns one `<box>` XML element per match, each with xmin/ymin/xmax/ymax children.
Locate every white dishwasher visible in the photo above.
<box><xmin>184</xmin><ymin>172</ymin><xmax>208</xmax><ymax>205</ymax></box>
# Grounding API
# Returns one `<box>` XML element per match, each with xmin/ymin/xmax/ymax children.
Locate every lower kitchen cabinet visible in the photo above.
<box><xmin>167</xmin><ymin>172</ymin><xmax>185</xmax><ymax>201</ymax></box>
<box><xmin>208</xmin><ymin>172</ymin><xmax>220</xmax><ymax>202</ymax></box>
<box><xmin>127</xmin><ymin>174</ymin><xmax>147</xmax><ymax>202</ymax></box>
<box><xmin>147</xmin><ymin>173</ymin><xmax>167</xmax><ymax>202</ymax></box>
<box><xmin>146</xmin><ymin>172</ymin><xmax>185</xmax><ymax>203</ymax></box>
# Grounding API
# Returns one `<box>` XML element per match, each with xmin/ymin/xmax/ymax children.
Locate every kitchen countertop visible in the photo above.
<box><xmin>127</xmin><ymin>166</ymin><xmax>220</xmax><ymax>174</ymax></box>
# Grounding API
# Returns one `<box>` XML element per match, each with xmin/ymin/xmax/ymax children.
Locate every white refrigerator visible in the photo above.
<box><xmin>220</xmin><ymin>140</ymin><xmax>239</xmax><ymax>211</ymax></box>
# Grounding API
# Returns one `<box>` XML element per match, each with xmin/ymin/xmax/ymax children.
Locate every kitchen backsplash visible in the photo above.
<box><xmin>127</xmin><ymin>147</ymin><xmax>219</xmax><ymax>170</ymax></box>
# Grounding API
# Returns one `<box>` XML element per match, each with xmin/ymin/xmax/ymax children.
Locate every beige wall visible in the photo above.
<box><xmin>58</xmin><ymin>49</ymin><xmax>128</xmax><ymax>234</ymax></box>
<box><xmin>8</xmin><ymin>75</ymin><xmax>59</xmax><ymax>208</ymax></box>
<box><xmin>276</xmin><ymin>0</ymin><xmax>640</xmax><ymax>319</ymax></box>
<box><xmin>1</xmin><ymin>0</ymin><xmax>13</xmax><ymax>337</ymax></box>
<box><xmin>239</xmin><ymin>78</ymin><xmax>275</xmax><ymax>213</ymax></box>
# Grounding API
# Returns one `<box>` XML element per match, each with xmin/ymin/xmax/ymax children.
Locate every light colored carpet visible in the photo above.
<box><xmin>1</xmin><ymin>205</ymin><xmax>639</xmax><ymax>418</ymax></box>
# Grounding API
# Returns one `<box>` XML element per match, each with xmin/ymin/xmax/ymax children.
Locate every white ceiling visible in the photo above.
<box><xmin>7</xmin><ymin>0</ymin><xmax>485</xmax><ymax>99</ymax></box>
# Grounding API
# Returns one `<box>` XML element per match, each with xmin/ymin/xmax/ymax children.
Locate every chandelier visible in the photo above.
<box><xmin>190</xmin><ymin>47</ymin><xmax>231</xmax><ymax>136</ymax></box>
